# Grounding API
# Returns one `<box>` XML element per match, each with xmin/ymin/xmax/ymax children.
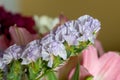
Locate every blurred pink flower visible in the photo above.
<box><xmin>0</xmin><ymin>26</ymin><xmax>39</xmax><ymax>51</ymax></box>
<box><xmin>68</xmin><ymin>66</ymin><xmax>92</xmax><ymax>80</ymax></box>
<box><xmin>0</xmin><ymin>6</ymin><xmax>37</xmax><ymax>51</ymax></box>
<box><xmin>59</xmin><ymin>14</ymin><xmax>68</xmax><ymax>25</ymax></box>
<box><xmin>68</xmin><ymin>46</ymin><xmax>120</xmax><ymax>80</ymax></box>
<box><xmin>9</xmin><ymin>25</ymin><xmax>39</xmax><ymax>45</ymax></box>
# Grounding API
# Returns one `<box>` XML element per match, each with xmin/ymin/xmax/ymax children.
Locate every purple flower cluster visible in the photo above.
<box><xmin>0</xmin><ymin>15</ymin><xmax>101</xmax><ymax>68</ymax></box>
<box><xmin>0</xmin><ymin>7</ymin><xmax>36</xmax><ymax>40</ymax></box>
<box><xmin>55</xmin><ymin>15</ymin><xmax>100</xmax><ymax>45</ymax></box>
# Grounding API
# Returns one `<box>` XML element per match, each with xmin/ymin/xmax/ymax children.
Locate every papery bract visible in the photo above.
<box><xmin>41</xmin><ymin>34</ymin><xmax>67</xmax><ymax>67</ymax></box>
<box><xmin>76</xmin><ymin>15</ymin><xmax>101</xmax><ymax>43</ymax></box>
<box><xmin>21</xmin><ymin>40</ymin><xmax>41</xmax><ymax>65</ymax></box>
<box><xmin>3</xmin><ymin>44</ymin><xmax>23</xmax><ymax>64</ymax></box>
<box><xmin>0</xmin><ymin>58</ymin><xmax>5</xmax><ymax>70</ymax></box>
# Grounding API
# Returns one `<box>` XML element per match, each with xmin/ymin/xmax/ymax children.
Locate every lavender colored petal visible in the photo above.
<box><xmin>41</xmin><ymin>48</ymin><xmax>53</xmax><ymax>67</ymax></box>
<box><xmin>47</xmin><ymin>56</ymin><xmax>53</xmax><ymax>68</ymax></box>
<box><xmin>90</xmin><ymin>19</ymin><xmax>101</xmax><ymax>33</ymax></box>
<box><xmin>0</xmin><ymin>58</ymin><xmax>5</xmax><ymax>70</ymax></box>
<box><xmin>77</xmin><ymin>15</ymin><xmax>91</xmax><ymax>26</ymax></box>
<box><xmin>55</xmin><ymin>25</ymin><xmax>67</xmax><ymax>42</ymax></box>
<box><xmin>41</xmin><ymin>34</ymin><xmax>55</xmax><ymax>46</ymax></box>
<box><xmin>5</xmin><ymin>44</ymin><xmax>23</xmax><ymax>60</ymax></box>
<box><xmin>77</xmin><ymin>15</ymin><xmax>101</xmax><ymax>34</ymax></box>
<box><xmin>41</xmin><ymin>48</ymin><xmax>50</xmax><ymax>61</ymax></box>
<box><xmin>2</xmin><ymin>53</ymin><xmax>13</xmax><ymax>64</ymax></box>
<box><xmin>47</xmin><ymin>41</ymin><xmax>67</xmax><ymax>60</ymax></box>
<box><xmin>3</xmin><ymin>44</ymin><xmax>23</xmax><ymax>64</ymax></box>
<box><xmin>63</xmin><ymin>35</ymin><xmax>79</xmax><ymax>45</ymax></box>
<box><xmin>21</xmin><ymin>40</ymin><xmax>41</xmax><ymax>65</ymax></box>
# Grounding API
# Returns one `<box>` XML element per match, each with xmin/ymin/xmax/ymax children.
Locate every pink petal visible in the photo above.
<box><xmin>68</xmin><ymin>66</ymin><xmax>92</xmax><ymax>80</ymax></box>
<box><xmin>94</xmin><ymin>40</ymin><xmax>104</xmax><ymax>56</ymax></box>
<box><xmin>52</xmin><ymin>14</ymin><xmax>68</xmax><ymax>31</ymax></box>
<box><xmin>116</xmin><ymin>74</ymin><xmax>120</xmax><ymax>80</ymax></box>
<box><xmin>81</xmin><ymin>46</ymin><xmax>99</xmax><ymax>76</ymax></box>
<box><xmin>59</xmin><ymin>14</ymin><xmax>68</xmax><ymax>25</ymax></box>
<box><xmin>0</xmin><ymin>35</ymin><xmax>9</xmax><ymax>50</ymax></box>
<box><xmin>95</xmin><ymin>52</ymin><xmax>120</xmax><ymax>80</ymax></box>
<box><xmin>9</xmin><ymin>26</ymin><xmax>39</xmax><ymax>45</ymax></box>
<box><xmin>58</xmin><ymin>55</ymin><xmax>81</xmax><ymax>80</ymax></box>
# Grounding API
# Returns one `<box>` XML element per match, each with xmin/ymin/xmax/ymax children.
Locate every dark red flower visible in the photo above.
<box><xmin>0</xmin><ymin>6</ymin><xmax>37</xmax><ymax>50</ymax></box>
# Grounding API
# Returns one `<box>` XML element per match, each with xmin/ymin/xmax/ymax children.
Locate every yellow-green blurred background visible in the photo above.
<box><xmin>1</xmin><ymin>0</ymin><xmax>120</xmax><ymax>52</ymax></box>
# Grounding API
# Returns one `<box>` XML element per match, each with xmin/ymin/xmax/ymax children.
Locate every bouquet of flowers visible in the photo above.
<box><xmin>0</xmin><ymin>7</ymin><xmax>120</xmax><ymax>80</ymax></box>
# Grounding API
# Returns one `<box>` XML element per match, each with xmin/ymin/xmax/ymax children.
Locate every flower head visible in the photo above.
<box><xmin>21</xmin><ymin>40</ymin><xmax>41</xmax><ymax>65</ymax></box>
<box><xmin>76</xmin><ymin>15</ymin><xmax>101</xmax><ymax>43</ymax></box>
<box><xmin>3</xmin><ymin>44</ymin><xmax>23</xmax><ymax>64</ymax></box>
<box><xmin>41</xmin><ymin>34</ymin><xmax>67</xmax><ymax>67</ymax></box>
<box><xmin>54</xmin><ymin>15</ymin><xmax>101</xmax><ymax>45</ymax></box>
<box><xmin>34</xmin><ymin>14</ymin><xmax>68</xmax><ymax>34</ymax></box>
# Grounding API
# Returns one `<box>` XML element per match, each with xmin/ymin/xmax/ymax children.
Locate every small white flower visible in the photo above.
<box><xmin>34</xmin><ymin>15</ymin><xmax>59</xmax><ymax>34</ymax></box>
